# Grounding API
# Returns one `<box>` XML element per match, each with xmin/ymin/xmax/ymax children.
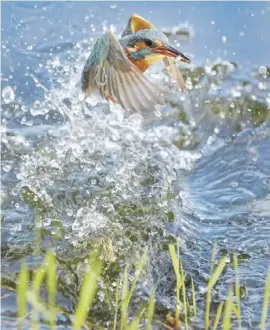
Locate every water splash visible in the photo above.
<box><xmin>2</xmin><ymin>17</ymin><xmax>270</xmax><ymax>327</ymax></box>
<box><xmin>2</xmin><ymin>86</ymin><xmax>15</xmax><ymax>104</ymax></box>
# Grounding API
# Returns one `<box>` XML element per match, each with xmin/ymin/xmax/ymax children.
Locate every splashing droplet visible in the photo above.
<box><xmin>2</xmin><ymin>86</ymin><xmax>15</xmax><ymax>104</ymax></box>
<box><xmin>3</xmin><ymin>164</ymin><xmax>12</xmax><ymax>172</ymax></box>
<box><xmin>258</xmin><ymin>66</ymin><xmax>267</xmax><ymax>75</ymax></box>
<box><xmin>110</xmin><ymin>4</ymin><xmax>117</xmax><ymax>9</ymax></box>
<box><xmin>43</xmin><ymin>218</ymin><xmax>52</xmax><ymax>226</ymax></box>
<box><xmin>72</xmin><ymin>207</ymin><xmax>107</xmax><ymax>235</ymax></box>
<box><xmin>10</xmin><ymin>223</ymin><xmax>22</xmax><ymax>235</ymax></box>
<box><xmin>67</xmin><ymin>209</ymin><xmax>73</xmax><ymax>217</ymax></box>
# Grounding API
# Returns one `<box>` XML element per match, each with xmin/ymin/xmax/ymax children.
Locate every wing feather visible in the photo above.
<box><xmin>81</xmin><ymin>31</ymin><xmax>165</xmax><ymax>113</ymax></box>
<box><xmin>99</xmin><ymin>66</ymin><xmax>107</xmax><ymax>97</ymax></box>
<box><xmin>133</xmin><ymin>70</ymin><xmax>163</xmax><ymax>104</ymax></box>
<box><xmin>118</xmin><ymin>72</ymin><xmax>133</xmax><ymax>110</ymax></box>
<box><xmin>124</xmin><ymin>74</ymin><xmax>149</xmax><ymax>111</ymax></box>
<box><xmin>122</xmin><ymin>73</ymin><xmax>144</xmax><ymax>111</ymax></box>
<box><xmin>126</xmin><ymin>73</ymin><xmax>158</xmax><ymax>112</ymax></box>
<box><xmin>163</xmin><ymin>57</ymin><xmax>186</xmax><ymax>91</ymax></box>
<box><xmin>106</xmin><ymin>64</ymin><xmax>118</xmax><ymax>100</ymax></box>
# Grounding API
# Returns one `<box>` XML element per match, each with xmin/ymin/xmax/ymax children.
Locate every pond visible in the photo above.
<box><xmin>1</xmin><ymin>1</ymin><xmax>270</xmax><ymax>329</ymax></box>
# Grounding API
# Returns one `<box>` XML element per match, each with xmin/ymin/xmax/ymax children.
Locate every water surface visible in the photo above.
<box><xmin>1</xmin><ymin>1</ymin><xmax>270</xmax><ymax>329</ymax></box>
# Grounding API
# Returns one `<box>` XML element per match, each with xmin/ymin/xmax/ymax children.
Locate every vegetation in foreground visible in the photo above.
<box><xmin>13</xmin><ymin>244</ymin><xmax>270</xmax><ymax>330</ymax></box>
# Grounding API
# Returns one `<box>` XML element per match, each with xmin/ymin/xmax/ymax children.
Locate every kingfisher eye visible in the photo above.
<box><xmin>145</xmin><ymin>39</ymin><xmax>155</xmax><ymax>47</ymax></box>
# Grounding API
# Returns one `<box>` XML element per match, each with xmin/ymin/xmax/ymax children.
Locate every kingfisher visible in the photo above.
<box><xmin>81</xmin><ymin>14</ymin><xmax>191</xmax><ymax>114</ymax></box>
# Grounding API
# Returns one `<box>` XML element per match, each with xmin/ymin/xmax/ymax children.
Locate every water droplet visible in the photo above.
<box><xmin>27</xmin><ymin>45</ymin><xmax>33</xmax><ymax>50</ymax></box>
<box><xmin>78</xmin><ymin>92</ymin><xmax>85</xmax><ymax>101</ymax></box>
<box><xmin>30</xmin><ymin>100</ymin><xmax>46</xmax><ymax>116</ymax></box>
<box><xmin>231</xmin><ymin>89</ymin><xmax>241</xmax><ymax>98</ymax></box>
<box><xmin>221</xmin><ymin>36</ymin><xmax>227</xmax><ymax>43</ymax></box>
<box><xmin>72</xmin><ymin>221</ymin><xmax>81</xmax><ymax>231</ymax></box>
<box><xmin>67</xmin><ymin>209</ymin><xmax>73</xmax><ymax>217</ymax></box>
<box><xmin>210</xmin><ymin>20</ymin><xmax>215</xmax><ymax>25</ymax></box>
<box><xmin>12</xmin><ymin>188</ymin><xmax>19</xmax><ymax>196</ymax></box>
<box><xmin>25</xmin><ymin>120</ymin><xmax>33</xmax><ymax>127</ymax></box>
<box><xmin>72</xmin><ymin>207</ymin><xmax>107</xmax><ymax>234</ymax></box>
<box><xmin>65</xmin><ymin>233</ymin><xmax>71</xmax><ymax>240</ymax></box>
<box><xmin>110</xmin><ymin>4</ymin><xmax>117</xmax><ymax>8</ymax></box>
<box><xmin>10</xmin><ymin>228</ymin><xmax>16</xmax><ymax>235</ymax></box>
<box><xmin>258</xmin><ymin>66</ymin><xmax>267</xmax><ymax>75</ymax></box>
<box><xmin>10</xmin><ymin>223</ymin><xmax>22</xmax><ymax>235</ymax></box>
<box><xmin>43</xmin><ymin>218</ymin><xmax>52</xmax><ymax>226</ymax></box>
<box><xmin>90</xmin><ymin>179</ymin><xmax>97</xmax><ymax>185</ymax></box>
<box><xmin>2</xmin><ymin>86</ymin><xmax>15</xmax><ymax>104</ymax></box>
<box><xmin>3</xmin><ymin>164</ymin><xmax>12</xmax><ymax>172</ymax></box>
<box><xmin>241</xmin><ymin>172</ymin><xmax>256</xmax><ymax>183</ymax></box>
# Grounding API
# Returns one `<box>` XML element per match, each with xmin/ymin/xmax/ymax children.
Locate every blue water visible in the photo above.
<box><xmin>1</xmin><ymin>1</ymin><xmax>270</xmax><ymax>329</ymax></box>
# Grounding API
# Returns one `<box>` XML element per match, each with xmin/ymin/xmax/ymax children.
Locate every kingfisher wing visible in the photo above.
<box><xmin>81</xmin><ymin>31</ymin><xmax>164</xmax><ymax>113</ymax></box>
<box><xmin>163</xmin><ymin>57</ymin><xmax>186</xmax><ymax>91</ymax></box>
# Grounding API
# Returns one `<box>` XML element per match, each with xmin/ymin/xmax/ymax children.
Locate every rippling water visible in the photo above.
<box><xmin>1</xmin><ymin>2</ymin><xmax>270</xmax><ymax>329</ymax></box>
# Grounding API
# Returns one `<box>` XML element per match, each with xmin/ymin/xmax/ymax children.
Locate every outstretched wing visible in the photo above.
<box><xmin>163</xmin><ymin>57</ymin><xmax>186</xmax><ymax>91</ymax></box>
<box><xmin>81</xmin><ymin>31</ymin><xmax>164</xmax><ymax>113</ymax></box>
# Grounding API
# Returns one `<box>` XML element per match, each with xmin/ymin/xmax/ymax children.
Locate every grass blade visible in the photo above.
<box><xmin>212</xmin><ymin>301</ymin><xmax>224</xmax><ymax>330</ymax></box>
<box><xmin>27</xmin><ymin>291</ymin><xmax>53</xmax><ymax>321</ymax></box>
<box><xmin>73</xmin><ymin>252</ymin><xmax>103</xmax><ymax>330</ymax></box>
<box><xmin>121</xmin><ymin>248</ymin><xmax>148</xmax><ymax>329</ymax></box>
<box><xmin>210</xmin><ymin>243</ymin><xmax>217</xmax><ymax>276</ymax></box>
<box><xmin>169</xmin><ymin>245</ymin><xmax>180</xmax><ymax>282</ymax></box>
<box><xmin>233</xmin><ymin>254</ymin><xmax>241</xmax><ymax>330</ymax></box>
<box><xmin>127</xmin><ymin>248</ymin><xmax>148</xmax><ymax>303</ymax></box>
<box><xmin>46</xmin><ymin>250</ymin><xmax>57</xmax><ymax>327</ymax></box>
<box><xmin>222</xmin><ymin>287</ymin><xmax>234</xmax><ymax>330</ymax></box>
<box><xmin>191</xmin><ymin>277</ymin><xmax>196</xmax><ymax>316</ymax></box>
<box><xmin>180</xmin><ymin>261</ymin><xmax>188</xmax><ymax>330</ymax></box>
<box><xmin>208</xmin><ymin>257</ymin><xmax>227</xmax><ymax>290</ymax></box>
<box><xmin>120</xmin><ymin>265</ymin><xmax>129</xmax><ymax>329</ymax></box>
<box><xmin>113</xmin><ymin>279</ymin><xmax>120</xmax><ymax>330</ymax></box>
<box><xmin>260</xmin><ymin>268</ymin><xmax>270</xmax><ymax>330</ymax></box>
<box><xmin>205</xmin><ymin>256</ymin><xmax>227</xmax><ymax>330</ymax></box>
<box><xmin>126</xmin><ymin>308</ymin><xmax>145</xmax><ymax>330</ymax></box>
<box><xmin>169</xmin><ymin>245</ymin><xmax>182</xmax><ymax>324</ymax></box>
<box><xmin>17</xmin><ymin>263</ymin><xmax>29</xmax><ymax>319</ymax></box>
<box><xmin>33</xmin><ymin>264</ymin><xmax>47</xmax><ymax>294</ymax></box>
<box><xmin>32</xmin><ymin>263</ymin><xmax>47</xmax><ymax>330</ymax></box>
<box><xmin>145</xmin><ymin>290</ymin><xmax>155</xmax><ymax>330</ymax></box>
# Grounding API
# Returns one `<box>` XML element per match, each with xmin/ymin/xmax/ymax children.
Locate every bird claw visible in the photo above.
<box><xmin>106</xmin><ymin>95</ymin><xmax>118</xmax><ymax>103</ymax></box>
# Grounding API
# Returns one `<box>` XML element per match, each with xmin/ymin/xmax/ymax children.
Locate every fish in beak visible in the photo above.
<box><xmin>154</xmin><ymin>45</ymin><xmax>191</xmax><ymax>63</ymax></box>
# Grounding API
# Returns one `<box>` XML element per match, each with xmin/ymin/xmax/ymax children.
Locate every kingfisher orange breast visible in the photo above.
<box><xmin>129</xmin><ymin>58</ymin><xmax>149</xmax><ymax>72</ymax></box>
<box><xmin>126</xmin><ymin>51</ymin><xmax>165</xmax><ymax>73</ymax></box>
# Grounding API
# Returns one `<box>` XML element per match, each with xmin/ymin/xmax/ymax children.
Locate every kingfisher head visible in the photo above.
<box><xmin>120</xmin><ymin>14</ymin><xmax>190</xmax><ymax>66</ymax></box>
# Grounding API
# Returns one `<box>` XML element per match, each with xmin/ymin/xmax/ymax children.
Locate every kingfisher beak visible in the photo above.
<box><xmin>154</xmin><ymin>45</ymin><xmax>191</xmax><ymax>63</ymax></box>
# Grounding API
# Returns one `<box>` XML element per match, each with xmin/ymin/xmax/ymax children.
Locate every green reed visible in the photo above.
<box><xmin>16</xmin><ymin>244</ymin><xmax>270</xmax><ymax>330</ymax></box>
